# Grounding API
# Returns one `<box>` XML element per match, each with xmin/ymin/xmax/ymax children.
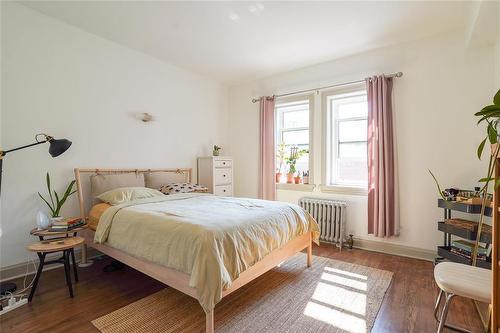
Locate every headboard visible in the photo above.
<box><xmin>74</xmin><ymin>168</ymin><xmax>192</xmax><ymax>218</ymax></box>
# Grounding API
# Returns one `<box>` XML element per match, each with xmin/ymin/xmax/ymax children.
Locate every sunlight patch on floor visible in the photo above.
<box><xmin>304</xmin><ymin>301</ymin><xmax>367</xmax><ymax>333</ymax></box>
<box><xmin>311</xmin><ymin>281</ymin><xmax>367</xmax><ymax>316</ymax></box>
<box><xmin>324</xmin><ymin>266</ymin><xmax>368</xmax><ymax>280</ymax></box>
<box><xmin>304</xmin><ymin>266</ymin><xmax>369</xmax><ymax>332</ymax></box>
<box><xmin>320</xmin><ymin>272</ymin><xmax>367</xmax><ymax>291</ymax></box>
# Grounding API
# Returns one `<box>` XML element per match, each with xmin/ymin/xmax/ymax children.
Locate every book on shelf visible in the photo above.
<box><xmin>450</xmin><ymin>246</ymin><xmax>488</xmax><ymax>261</ymax></box>
<box><xmin>451</xmin><ymin>239</ymin><xmax>492</xmax><ymax>256</ymax></box>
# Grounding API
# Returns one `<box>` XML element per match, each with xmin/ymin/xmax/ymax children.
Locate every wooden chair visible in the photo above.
<box><xmin>434</xmin><ymin>261</ymin><xmax>491</xmax><ymax>333</ymax></box>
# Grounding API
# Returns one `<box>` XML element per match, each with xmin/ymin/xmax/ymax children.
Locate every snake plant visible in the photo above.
<box><xmin>37</xmin><ymin>172</ymin><xmax>76</xmax><ymax>218</ymax></box>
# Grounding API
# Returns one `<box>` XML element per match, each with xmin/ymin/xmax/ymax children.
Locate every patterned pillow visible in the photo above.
<box><xmin>158</xmin><ymin>183</ymin><xmax>209</xmax><ymax>195</ymax></box>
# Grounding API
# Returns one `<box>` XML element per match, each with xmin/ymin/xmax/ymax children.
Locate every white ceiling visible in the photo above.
<box><xmin>21</xmin><ymin>1</ymin><xmax>468</xmax><ymax>84</ymax></box>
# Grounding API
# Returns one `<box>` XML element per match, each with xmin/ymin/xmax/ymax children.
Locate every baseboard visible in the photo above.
<box><xmin>351</xmin><ymin>238</ymin><xmax>436</xmax><ymax>262</ymax></box>
<box><xmin>0</xmin><ymin>248</ymin><xmax>103</xmax><ymax>283</ymax></box>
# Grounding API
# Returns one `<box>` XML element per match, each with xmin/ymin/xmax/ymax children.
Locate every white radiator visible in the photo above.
<box><xmin>299</xmin><ymin>197</ymin><xmax>347</xmax><ymax>248</ymax></box>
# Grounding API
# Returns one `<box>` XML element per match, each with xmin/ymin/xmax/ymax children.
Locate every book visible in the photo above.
<box><xmin>450</xmin><ymin>246</ymin><xmax>488</xmax><ymax>261</ymax></box>
<box><xmin>451</xmin><ymin>239</ymin><xmax>492</xmax><ymax>256</ymax></box>
<box><xmin>49</xmin><ymin>220</ymin><xmax>86</xmax><ymax>232</ymax></box>
<box><xmin>52</xmin><ymin>217</ymin><xmax>82</xmax><ymax>226</ymax></box>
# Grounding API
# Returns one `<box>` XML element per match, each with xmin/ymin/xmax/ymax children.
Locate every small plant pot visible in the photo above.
<box><xmin>294</xmin><ymin>176</ymin><xmax>301</xmax><ymax>184</ymax></box>
<box><xmin>275</xmin><ymin>172</ymin><xmax>282</xmax><ymax>183</ymax></box>
<box><xmin>50</xmin><ymin>216</ymin><xmax>64</xmax><ymax>226</ymax></box>
<box><xmin>303</xmin><ymin>176</ymin><xmax>309</xmax><ymax>184</ymax></box>
<box><xmin>286</xmin><ymin>173</ymin><xmax>294</xmax><ymax>184</ymax></box>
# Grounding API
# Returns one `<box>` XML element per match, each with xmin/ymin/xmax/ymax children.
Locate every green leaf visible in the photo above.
<box><xmin>475</xmin><ymin>105</ymin><xmax>500</xmax><ymax>117</ymax></box>
<box><xmin>478</xmin><ymin>177</ymin><xmax>495</xmax><ymax>182</ymax></box>
<box><xmin>488</xmin><ymin>123</ymin><xmax>498</xmax><ymax>144</ymax></box>
<box><xmin>494</xmin><ymin>89</ymin><xmax>500</xmax><ymax>106</ymax></box>
<box><xmin>38</xmin><ymin>192</ymin><xmax>55</xmax><ymax>216</ymax></box>
<box><xmin>46</xmin><ymin>172</ymin><xmax>55</xmax><ymax>208</ymax></box>
<box><xmin>477</xmin><ymin>137</ymin><xmax>487</xmax><ymax>160</ymax></box>
<box><xmin>477</xmin><ymin>111</ymin><xmax>500</xmax><ymax>125</ymax></box>
<box><xmin>54</xmin><ymin>191</ymin><xmax>60</xmax><ymax>207</ymax></box>
<box><xmin>428</xmin><ymin>169</ymin><xmax>446</xmax><ymax>200</ymax></box>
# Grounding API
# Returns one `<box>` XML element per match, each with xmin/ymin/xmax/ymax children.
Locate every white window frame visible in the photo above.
<box><xmin>322</xmin><ymin>84</ymin><xmax>368</xmax><ymax>195</ymax></box>
<box><xmin>275</xmin><ymin>94</ymin><xmax>314</xmax><ymax>190</ymax></box>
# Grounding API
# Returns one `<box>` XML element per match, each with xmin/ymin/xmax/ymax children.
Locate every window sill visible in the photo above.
<box><xmin>319</xmin><ymin>185</ymin><xmax>367</xmax><ymax>196</ymax></box>
<box><xmin>276</xmin><ymin>183</ymin><xmax>316</xmax><ymax>192</ymax></box>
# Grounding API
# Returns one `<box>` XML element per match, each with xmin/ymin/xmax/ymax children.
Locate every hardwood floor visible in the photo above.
<box><xmin>1</xmin><ymin>244</ymin><xmax>484</xmax><ymax>333</ymax></box>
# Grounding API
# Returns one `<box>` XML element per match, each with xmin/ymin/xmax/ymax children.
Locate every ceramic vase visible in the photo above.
<box><xmin>36</xmin><ymin>211</ymin><xmax>50</xmax><ymax>230</ymax></box>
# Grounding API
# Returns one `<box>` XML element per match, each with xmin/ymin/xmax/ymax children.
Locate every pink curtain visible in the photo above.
<box><xmin>366</xmin><ymin>76</ymin><xmax>399</xmax><ymax>237</ymax></box>
<box><xmin>259</xmin><ymin>96</ymin><xmax>276</xmax><ymax>200</ymax></box>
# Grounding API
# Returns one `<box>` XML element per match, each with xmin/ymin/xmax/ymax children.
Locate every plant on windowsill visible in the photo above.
<box><xmin>38</xmin><ymin>172</ymin><xmax>77</xmax><ymax>223</ymax></box>
<box><xmin>276</xmin><ymin>142</ymin><xmax>286</xmax><ymax>183</ymax></box>
<box><xmin>285</xmin><ymin>146</ymin><xmax>308</xmax><ymax>184</ymax></box>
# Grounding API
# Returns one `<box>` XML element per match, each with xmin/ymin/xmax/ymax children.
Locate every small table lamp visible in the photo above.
<box><xmin>0</xmin><ymin>133</ymin><xmax>72</xmax><ymax>296</ymax></box>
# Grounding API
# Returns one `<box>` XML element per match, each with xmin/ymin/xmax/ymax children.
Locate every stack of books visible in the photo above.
<box><xmin>49</xmin><ymin>217</ymin><xmax>86</xmax><ymax>232</ymax></box>
<box><xmin>450</xmin><ymin>239</ymin><xmax>491</xmax><ymax>262</ymax></box>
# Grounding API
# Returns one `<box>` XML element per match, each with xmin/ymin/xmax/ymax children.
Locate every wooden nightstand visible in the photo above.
<box><xmin>26</xmin><ymin>236</ymin><xmax>84</xmax><ymax>302</ymax></box>
<box><xmin>30</xmin><ymin>223</ymin><xmax>91</xmax><ymax>267</ymax></box>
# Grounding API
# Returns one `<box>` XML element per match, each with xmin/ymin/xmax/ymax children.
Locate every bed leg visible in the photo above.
<box><xmin>307</xmin><ymin>233</ymin><xmax>312</xmax><ymax>268</ymax></box>
<box><xmin>206</xmin><ymin>308</ymin><xmax>214</xmax><ymax>333</ymax></box>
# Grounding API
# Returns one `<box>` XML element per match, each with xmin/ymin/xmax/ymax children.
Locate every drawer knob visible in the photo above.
<box><xmin>223</xmin><ymin>174</ymin><xmax>226</xmax><ymax>177</ymax></box>
<box><xmin>223</xmin><ymin>190</ymin><xmax>226</xmax><ymax>192</ymax></box>
<box><xmin>223</xmin><ymin>162</ymin><xmax>226</xmax><ymax>165</ymax></box>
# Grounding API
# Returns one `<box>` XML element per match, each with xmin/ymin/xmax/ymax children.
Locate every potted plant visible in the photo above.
<box><xmin>285</xmin><ymin>146</ymin><xmax>308</xmax><ymax>184</ymax></box>
<box><xmin>303</xmin><ymin>171</ymin><xmax>310</xmax><ymax>184</ymax></box>
<box><xmin>38</xmin><ymin>172</ymin><xmax>77</xmax><ymax>224</ymax></box>
<box><xmin>294</xmin><ymin>173</ymin><xmax>302</xmax><ymax>184</ymax></box>
<box><xmin>213</xmin><ymin>145</ymin><xmax>221</xmax><ymax>156</ymax></box>
<box><xmin>276</xmin><ymin>142</ymin><xmax>286</xmax><ymax>183</ymax></box>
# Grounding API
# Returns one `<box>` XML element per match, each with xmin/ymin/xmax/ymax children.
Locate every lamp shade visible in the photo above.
<box><xmin>48</xmin><ymin>138</ymin><xmax>72</xmax><ymax>157</ymax></box>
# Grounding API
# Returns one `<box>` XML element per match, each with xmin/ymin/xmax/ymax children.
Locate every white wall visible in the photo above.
<box><xmin>0</xmin><ymin>3</ymin><xmax>228</xmax><ymax>268</ymax></box>
<box><xmin>228</xmin><ymin>31</ymin><xmax>495</xmax><ymax>252</ymax></box>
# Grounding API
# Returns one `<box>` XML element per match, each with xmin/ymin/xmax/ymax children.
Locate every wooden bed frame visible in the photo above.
<box><xmin>74</xmin><ymin>168</ymin><xmax>313</xmax><ymax>333</ymax></box>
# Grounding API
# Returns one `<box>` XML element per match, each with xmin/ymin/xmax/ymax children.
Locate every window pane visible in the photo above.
<box><xmin>283</xmin><ymin>130</ymin><xmax>309</xmax><ymax>145</ymax></box>
<box><xmin>336</xmin><ymin>158</ymin><xmax>367</xmax><ymax>185</ymax></box>
<box><xmin>276</xmin><ymin>99</ymin><xmax>310</xmax><ymax>181</ymax></box>
<box><xmin>337</xmin><ymin>100</ymin><xmax>368</xmax><ymax>119</ymax></box>
<box><xmin>338</xmin><ymin>120</ymin><xmax>367</xmax><ymax>142</ymax></box>
<box><xmin>338</xmin><ymin>142</ymin><xmax>366</xmax><ymax>158</ymax></box>
<box><xmin>283</xmin><ymin>110</ymin><xmax>308</xmax><ymax>128</ymax></box>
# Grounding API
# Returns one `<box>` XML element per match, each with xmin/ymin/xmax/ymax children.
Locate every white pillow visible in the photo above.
<box><xmin>97</xmin><ymin>187</ymin><xmax>164</xmax><ymax>205</ymax></box>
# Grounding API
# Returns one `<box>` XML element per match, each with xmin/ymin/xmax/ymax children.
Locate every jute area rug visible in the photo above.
<box><xmin>92</xmin><ymin>253</ymin><xmax>393</xmax><ymax>333</ymax></box>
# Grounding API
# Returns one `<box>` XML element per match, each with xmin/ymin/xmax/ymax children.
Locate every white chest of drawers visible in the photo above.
<box><xmin>197</xmin><ymin>156</ymin><xmax>233</xmax><ymax>196</ymax></box>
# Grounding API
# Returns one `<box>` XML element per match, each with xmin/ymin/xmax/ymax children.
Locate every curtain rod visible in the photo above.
<box><xmin>251</xmin><ymin>71</ymin><xmax>403</xmax><ymax>103</ymax></box>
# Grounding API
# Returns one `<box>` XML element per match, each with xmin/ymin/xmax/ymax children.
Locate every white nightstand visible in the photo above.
<box><xmin>197</xmin><ymin>156</ymin><xmax>233</xmax><ymax>196</ymax></box>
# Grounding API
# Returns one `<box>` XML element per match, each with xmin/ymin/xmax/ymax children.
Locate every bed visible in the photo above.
<box><xmin>74</xmin><ymin>168</ymin><xmax>319</xmax><ymax>333</ymax></box>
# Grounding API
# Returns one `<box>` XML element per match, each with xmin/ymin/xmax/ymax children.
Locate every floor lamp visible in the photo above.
<box><xmin>0</xmin><ymin>133</ymin><xmax>72</xmax><ymax>295</ymax></box>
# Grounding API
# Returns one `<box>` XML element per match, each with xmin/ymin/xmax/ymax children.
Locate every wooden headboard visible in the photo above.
<box><xmin>74</xmin><ymin>168</ymin><xmax>192</xmax><ymax>218</ymax></box>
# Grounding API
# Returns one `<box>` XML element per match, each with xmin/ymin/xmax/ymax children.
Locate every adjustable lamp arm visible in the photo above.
<box><xmin>0</xmin><ymin>134</ymin><xmax>72</xmax><ymax>197</ymax></box>
<box><xmin>0</xmin><ymin>134</ymin><xmax>51</xmax><ymax>158</ymax></box>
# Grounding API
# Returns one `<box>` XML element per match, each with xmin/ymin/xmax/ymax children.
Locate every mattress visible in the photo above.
<box><xmin>88</xmin><ymin>203</ymin><xmax>111</xmax><ymax>231</ymax></box>
<box><xmin>93</xmin><ymin>193</ymin><xmax>319</xmax><ymax>313</ymax></box>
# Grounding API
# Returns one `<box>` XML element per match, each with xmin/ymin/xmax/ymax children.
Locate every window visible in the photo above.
<box><xmin>275</xmin><ymin>98</ymin><xmax>311</xmax><ymax>183</ymax></box>
<box><xmin>326</xmin><ymin>88</ymin><xmax>368</xmax><ymax>188</ymax></box>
